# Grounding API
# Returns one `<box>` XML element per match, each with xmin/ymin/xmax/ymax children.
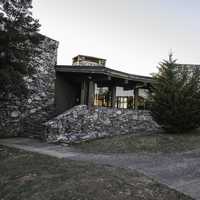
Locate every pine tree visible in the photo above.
<box><xmin>0</xmin><ymin>0</ymin><xmax>42</xmax><ymax>98</ymax></box>
<box><xmin>150</xmin><ymin>54</ymin><xmax>200</xmax><ymax>133</ymax></box>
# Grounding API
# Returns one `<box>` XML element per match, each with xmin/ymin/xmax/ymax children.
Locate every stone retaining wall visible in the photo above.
<box><xmin>0</xmin><ymin>35</ymin><xmax>59</xmax><ymax>137</ymax></box>
<box><xmin>44</xmin><ymin>105</ymin><xmax>161</xmax><ymax>144</ymax></box>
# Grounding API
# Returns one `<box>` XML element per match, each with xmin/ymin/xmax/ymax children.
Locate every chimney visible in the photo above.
<box><xmin>72</xmin><ymin>55</ymin><xmax>106</xmax><ymax>66</ymax></box>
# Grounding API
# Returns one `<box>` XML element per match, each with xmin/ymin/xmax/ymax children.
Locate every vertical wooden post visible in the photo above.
<box><xmin>134</xmin><ymin>87</ymin><xmax>139</xmax><ymax>110</ymax></box>
<box><xmin>111</xmin><ymin>86</ymin><xmax>116</xmax><ymax>108</ymax></box>
<box><xmin>88</xmin><ymin>80</ymin><xmax>94</xmax><ymax>109</ymax></box>
<box><xmin>80</xmin><ymin>80</ymin><xmax>87</xmax><ymax>105</ymax></box>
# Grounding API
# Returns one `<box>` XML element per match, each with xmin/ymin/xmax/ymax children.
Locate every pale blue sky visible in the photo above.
<box><xmin>33</xmin><ymin>0</ymin><xmax>200</xmax><ymax>76</ymax></box>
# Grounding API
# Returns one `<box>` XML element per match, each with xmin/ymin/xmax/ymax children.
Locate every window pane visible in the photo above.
<box><xmin>94</xmin><ymin>84</ymin><xmax>112</xmax><ymax>107</ymax></box>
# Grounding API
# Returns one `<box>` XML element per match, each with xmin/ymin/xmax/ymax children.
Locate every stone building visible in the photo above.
<box><xmin>0</xmin><ymin>35</ymin><xmax>59</xmax><ymax>137</ymax></box>
<box><xmin>0</xmin><ymin>36</ymin><xmax>157</xmax><ymax>142</ymax></box>
<box><xmin>44</xmin><ymin>55</ymin><xmax>158</xmax><ymax>144</ymax></box>
<box><xmin>55</xmin><ymin>55</ymin><xmax>153</xmax><ymax>114</ymax></box>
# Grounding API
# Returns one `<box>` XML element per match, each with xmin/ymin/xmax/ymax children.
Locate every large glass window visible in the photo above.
<box><xmin>116</xmin><ymin>97</ymin><xmax>127</xmax><ymax>108</ymax></box>
<box><xmin>94</xmin><ymin>85</ymin><xmax>150</xmax><ymax>109</ymax></box>
<box><xmin>116</xmin><ymin>87</ymin><xmax>134</xmax><ymax>109</ymax></box>
<box><xmin>94</xmin><ymin>85</ymin><xmax>112</xmax><ymax>107</ymax></box>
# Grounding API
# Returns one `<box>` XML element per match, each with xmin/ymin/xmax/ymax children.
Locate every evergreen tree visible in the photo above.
<box><xmin>150</xmin><ymin>54</ymin><xmax>200</xmax><ymax>133</ymax></box>
<box><xmin>0</xmin><ymin>0</ymin><xmax>42</xmax><ymax>98</ymax></box>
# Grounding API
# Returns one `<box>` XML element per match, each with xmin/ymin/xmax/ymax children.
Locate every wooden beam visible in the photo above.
<box><xmin>88</xmin><ymin>80</ymin><xmax>95</xmax><ymax>109</ymax></box>
<box><xmin>124</xmin><ymin>79</ymin><xmax>129</xmax><ymax>84</ymax></box>
<box><xmin>134</xmin><ymin>88</ymin><xmax>139</xmax><ymax>110</ymax></box>
<box><xmin>111</xmin><ymin>86</ymin><xmax>116</xmax><ymax>108</ymax></box>
<box><xmin>80</xmin><ymin>80</ymin><xmax>87</xmax><ymax>104</ymax></box>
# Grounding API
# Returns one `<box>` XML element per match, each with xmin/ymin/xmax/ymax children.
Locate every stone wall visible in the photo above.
<box><xmin>44</xmin><ymin>105</ymin><xmax>161</xmax><ymax>144</ymax></box>
<box><xmin>0</xmin><ymin>35</ymin><xmax>59</xmax><ymax>137</ymax></box>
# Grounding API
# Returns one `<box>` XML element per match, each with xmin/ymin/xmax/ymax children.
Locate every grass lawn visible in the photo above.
<box><xmin>0</xmin><ymin>145</ymin><xmax>192</xmax><ymax>200</ymax></box>
<box><xmin>74</xmin><ymin>130</ymin><xmax>200</xmax><ymax>154</ymax></box>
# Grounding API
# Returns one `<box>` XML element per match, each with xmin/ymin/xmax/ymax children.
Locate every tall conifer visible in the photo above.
<box><xmin>0</xmin><ymin>0</ymin><xmax>42</xmax><ymax>98</ymax></box>
<box><xmin>150</xmin><ymin>54</ymin><xmax>200</xmax><ymax>133</ymax></box>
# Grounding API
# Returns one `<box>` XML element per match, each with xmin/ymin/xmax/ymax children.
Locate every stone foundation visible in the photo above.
<box><xmin>44</xmin><ymin>105</ymin><xmax>161</xmax><ymax>144</ymax></box>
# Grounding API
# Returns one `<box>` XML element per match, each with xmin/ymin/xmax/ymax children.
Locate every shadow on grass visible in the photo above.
<box><xmin>0</xmin><ymin>145</ymin><xmax>193</xmax><ymax>200</ymax></box>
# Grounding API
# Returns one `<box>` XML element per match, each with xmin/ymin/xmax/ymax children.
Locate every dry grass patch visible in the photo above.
<box><xmin>0</xmin><ymin>145</ymin><xmax>193</xmax><ymax>200</ymax></box>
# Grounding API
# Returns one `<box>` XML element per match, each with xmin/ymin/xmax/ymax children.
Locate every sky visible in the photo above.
<box><xmin>32</xmin><ymin>0</ymin><xmax>200</xmax><ymax>76</ymax></box>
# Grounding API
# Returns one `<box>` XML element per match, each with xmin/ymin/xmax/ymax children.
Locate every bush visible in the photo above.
<box><xmin>150</xmin><ymin>54</ymin><xmax>200</xmax><ymax>133</ymax></box>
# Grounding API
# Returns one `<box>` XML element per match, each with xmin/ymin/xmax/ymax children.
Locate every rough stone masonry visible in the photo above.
<box><xmin>0</xmin><ymin>35</ymin><xmax>59</xmax><ymax>137</ymax></box>
<box><xmin>44</xmin><ymin>105</ymin><xmax>161</xmax><ymax>144</ymax></box>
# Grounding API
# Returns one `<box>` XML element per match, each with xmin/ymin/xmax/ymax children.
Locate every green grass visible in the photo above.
<box><xmin>0</xmin><ymin>145</ymin><xmax>192</xmax><ymax>200</ymax></box>
<box><xmin>74</xmin><ymin>130</ymin><xmax>200</xmax><ymax>154</ymax></box>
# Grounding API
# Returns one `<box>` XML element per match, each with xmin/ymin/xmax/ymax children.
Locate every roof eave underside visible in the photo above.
<box><xmin>55</xmin><ymin>65</ymin><xmax>153</xmax><ymax>83</ymax></box>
